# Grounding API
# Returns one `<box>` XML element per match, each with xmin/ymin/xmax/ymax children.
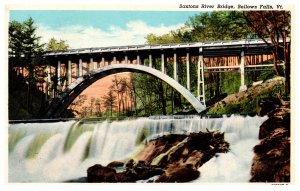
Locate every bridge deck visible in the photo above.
<box><xmin>44</xmin><ymin>39</ymin><xmax>278</xmax><ymax>57</ymax></box>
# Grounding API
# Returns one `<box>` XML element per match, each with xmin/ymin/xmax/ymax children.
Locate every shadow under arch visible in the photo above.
<box><xmin>43</xmin><ymin>64</ymin><xmax>206</xmax><ymax>118</ymax></box>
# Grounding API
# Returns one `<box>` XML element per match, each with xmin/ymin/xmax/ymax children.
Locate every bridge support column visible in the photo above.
<box><xmin>47</xmin><ymin>64</ymin><xmax>51</xmax><ymax>98</ymax></box>
<box><xmin>89</xmin><ymin>58</ymin><xmax>93</xmax><ymax>74</ymax></box>
<box><xmin>57</xmin><ymin>60</ymin><xmax>62</xmax><ymax>95</ymax></box>
<box><xmin>149</xmin><ymin>54</ymin><xmax>153</xmax><ymax>68</ymax></box>
<box><xmin>125</xmin><ymin>55</ymin><xmax>128</xmax><ymax>64</ymax></box>
<box><xmin>113</xmin><ymin>56</ymin><xmax>117</xmax><ymax>65</ymax></box>
<box><xmin>79</xmin><ymin>59</ymin><xmax>83</xmax><ymax>77</ymax></box>
<box><xmin>186</xmin><ymin>52</ymin><xmax>191</xmax><ymax>91</ymax></box>
<box><xmin>197</xmin><ymin>48</ymin><xmax>205</xmax><ymax>105</ymax></box>
<box><xmin>174</xmin><ymin>52</ymin><xmax>178</xmax><ymax>82</ymax></box>
<box><xmin>94</xmin><ymin>59</ymin><xmax>98</xmax><ymax>69</ymax></box>
<box><xmin>101</xmin><ymin>56</ymin><xmax>105</xmax><ymax>67</ymax></box>
<box><xmin>161</xmin><ymin>53</ymin><xmax>165</xmax><ymax>74</ymax></box>
<box><xmin>137</xmin><ymin>55</ymin><xmax>140</xmax><ymax>65</ymax></box>
<box><xmin>67</xmin><ymin>60</ymin><xmax>71</xmax><ymax>85</ymax></box>
<box><xmin>239</xmin><ymin>50</ymin><xmax>247</xmax><ymax>92</ymax></box>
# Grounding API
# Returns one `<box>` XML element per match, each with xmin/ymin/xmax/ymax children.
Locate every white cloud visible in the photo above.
<box><xmin>36</xmin><ymin>20</ymin><xmax>184</xmax><ymax>49</ymax></box>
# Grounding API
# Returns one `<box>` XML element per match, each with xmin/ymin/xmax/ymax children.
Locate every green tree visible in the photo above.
<box><xmin>102</xmin><ymin>89</ymin><xmax>117</xmax><ymax>117</ymax></box>
<box><xmin>46</xmin><ymin>37</ymin><xmax>70</xmax><ymax>51</ymax></box>
<box><xmin>9</xmin><ymin>17</ymin><xmax>45</xmax><ymax>112</ymax></box>
<box><xmin>132</xmin><ymin>73</ymin><xmax>176</xmax><ymax>116</ymax></box>
<box><xmin>146</xmin><ymin>11</ymin><xmax>251</xmax><ymax>44</ymax></box>
<box><xmin>243</xmin><ymin>11</ymin><xmax>291</xmax><ymax>95</ymax></box>
<box><xmin>187</xmin><ymin>11</ymin><xmax>251</xmax><ymax>41</ymax></box>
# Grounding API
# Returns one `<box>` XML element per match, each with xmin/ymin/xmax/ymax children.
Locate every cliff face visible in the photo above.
<box><xmin>250</xmin><ymin>104</ymin><xmax>290</xmax><ymax>182</ymax></box>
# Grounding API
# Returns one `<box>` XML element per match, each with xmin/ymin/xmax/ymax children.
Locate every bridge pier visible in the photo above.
<box><xmin>101</xmin><ymin>56</ymin><xmax>105</xmax><ymax>67</ymax></box>
<box><xmin>78</xmin><ymin>58</ymin><xmax>83</xmax><ymax>77</ymax></box>
<box><xmin>46</xmin><ymin>64</ymin><xmax>51</xmax><ymax>98</ymax></box>
<box><xmin>94</xmin><ymin>58</ymin><xmax>98</xmax><ymax>70</ymax></box>
<box><xmin>149</xmin><ymin>54</ymin><xmax>153</xmax><ymax>68</ymax></box>
<box><xmin>67</xmin><ymin>60</ymin><xmax>72</xmax><ymax>85</ymax></box>
<box><xmin>174</xmin><ymin>52</ymin><xmax>178</xmax><ymax>82</ymax></box>
<box><xmin>239</xmin><ymin>50</ymin><xmax>247</xmax><ymax>92</ymax></box>
<box><xmin>137</xmin><ymin>55</ymin><xmax>140</xmax><ymax>65</ymax></box>
<box><xmin>186</xmin><ymin>51</ymin><xmax>190</xmax><ymax>91</ymax></box>
<box><xmin>125</xmin><ymin>55</ymin><xmax>128</xmax><ymax>64</ymax></box>
<box><xmin>197</xmin><ymin>48</ymin><xmax>205</xmax><ymax>105</ymax></box>
<box><xmin>57</xmin><ymin>60</ymin><xmax>61</xmax><ymax>91</ymax></box>
<box><xmin>113</xmin><ymin>56</ymin><xmax>117</xmax><ymax>65</ymax></box>
<box><xmin>161</xmin><ymin>52</ymin><xmax>165</xmax><ymax>74</ymax></box>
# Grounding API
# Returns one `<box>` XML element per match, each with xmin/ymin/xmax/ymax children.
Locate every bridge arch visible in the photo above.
<box><xmin>44</xmin><ymin>64</ymin><xmax>206</xmax><ymax>118</ymax></box>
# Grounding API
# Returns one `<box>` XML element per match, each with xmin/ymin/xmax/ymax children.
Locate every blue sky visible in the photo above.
<box><xmin>10</xmin><ymin>10</ymin><xmax>201</xmax><ymax>48</ymax></box>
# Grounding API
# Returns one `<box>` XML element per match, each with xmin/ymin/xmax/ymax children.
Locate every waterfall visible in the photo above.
<box><xmin>8</xmin><ymin>115</ymin><xmax>267</xmax><ymax>182</ymax></box>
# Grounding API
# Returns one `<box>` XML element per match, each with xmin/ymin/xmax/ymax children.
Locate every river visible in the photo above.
<box><xmin>8</xmin><ymin>115</ymin><xmax>267</xmax><ymax>182</ymax></box>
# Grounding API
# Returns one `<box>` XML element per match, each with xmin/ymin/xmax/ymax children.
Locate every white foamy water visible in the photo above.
<box><xmin>8</xmin><ymin>115</ymin><xmax>267</xmax><ymax>182</ymax></box>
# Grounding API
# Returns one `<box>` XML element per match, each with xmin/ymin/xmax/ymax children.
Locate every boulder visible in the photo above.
<box><xmin>250</xmin><ymin>105</ymin><xmax>290</xmax><ymax>182</ymax></box>
<box><xmin>107</xmin><ymin>161</ymin><xmax>124</xmax><ymax>168</ymax></box>
<box><xmin>134</xmin><ymin>134</ymin><xmax>187</xmax><ymax>163</ymax></box>
<box><xmin>259</xmin><ymin>106</ymin><xmax>290</xmax><ymax>139</ymax></box>
<box><xmin>87</xmin><ymin>164</ymin><xmax>117</xmax><ymax>183</ymax></box>
<box><xmin>156</xmin><ymin>164</ymin><xmax>200</xmax><ymax>182</ymax></box>
<box><xmin>133</xmin><ymin>164</ymin><xmax>164</xmax><ymax>180</ymax></box>
<box><xmin>87</xmin><ymin>161</ymin><xmax>164</xmax><ymax>183</ymax></box>
<box><xmin>157</xmin><ymin>132</ymin><xmax>229</xmax><ymax>169</ymax></box>
<box><xmin>125</xmin><ymin>159</ymin><xmax>135</xmax><ymax>168</ymax></box>
<box><xmin>115</xmin><ymin>168</ymin><xmax>138</xmax><ymax>182</ymax></box>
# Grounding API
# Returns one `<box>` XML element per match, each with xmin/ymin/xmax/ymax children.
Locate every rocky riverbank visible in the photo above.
<box><xmin>205</xmin><ymin>77</ymin><xmax>285</xmax><ymax>115</ymax></box>
<box><xmin>250</xmin><ymin>104</ymin><xmax>290</xmax><ymax>182</ymax></box>
<box><xmin>87</xmin><ymin>131</ymin><xmax>229</xmax><ymax>183</ymax></box>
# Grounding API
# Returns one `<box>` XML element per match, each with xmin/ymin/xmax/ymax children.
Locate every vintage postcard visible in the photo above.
<box><xmin>1</xmin><ymin>0</ymin><xmax>298</xmax><ymax>190</ymax></box>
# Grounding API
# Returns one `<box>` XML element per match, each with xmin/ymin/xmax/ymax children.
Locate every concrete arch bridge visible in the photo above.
<box><xmin>27</xmin><ymin>39</ymin><xmax>284</xmax><ymax>118</ymax></box>
<box><xmin>44</xmin><ymin>64</ymin><xmax>206</xmax><ymax>118</ymax></box>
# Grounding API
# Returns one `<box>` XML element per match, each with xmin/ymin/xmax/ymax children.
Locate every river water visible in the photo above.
<box><xmin>8</xmin><ymin>115</ymin><xmax>267</xmax><ymax>182</ymax></box>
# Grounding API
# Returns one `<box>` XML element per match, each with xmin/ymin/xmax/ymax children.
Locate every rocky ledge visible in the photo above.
<box><xmin>87</xmin><ymin>131</ymin><xmax>229</xmax><ymax>183</ymax></box>
<box><xmin>250</xmin><ymin>104</ymin><xmax>290</xmax><ymax>182</ymax></box>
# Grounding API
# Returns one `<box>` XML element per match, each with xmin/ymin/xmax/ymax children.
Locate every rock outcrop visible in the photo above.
<box><xmin>206</xmin><ymin>77</ymin><xmax>284</xmax><ymax>115</ymax></box>
<box><xmin>87</xmin><ymin>161</ymin><xmax>164</xmax><ymax>183</ymax></box>
<box><xmin>250</xmin><ymin>104</ymin><xmax>290</xmax><ymax>182</ymax></box>
<box><xmin>87</xmin><ymin>131</ymin><xmax>229</xmax><ymax>183</ymax></box>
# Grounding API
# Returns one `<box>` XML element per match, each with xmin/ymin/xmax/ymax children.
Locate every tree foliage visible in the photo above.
<box><xmin>102</xmin><ymin>89</ymin><xmax>117</xmax><ymax>117</ymax></box>
<box><xmin>187</xmin><ymin>11</ymin><xmax>251</xmax><ymax>41</ymax></box>
<box><xmin>9</xmin><ymin>17</ymin><xmax>46</xmax><ymax>113</ymax></box>
<box><xmin>9</xmin><ymin>18</ymin><xmax>44</xmax><ymax>60</ymax></box>
<box><xmin>243</xmin><ymin>11</ymin><xmax>291</xmax><ymax>94</ymax></box>
<box><xmin>46</xmin><ymin>37</ymin><xmax>70</xmax><ymax>51</ymax></box>
<box><xmin>146</xmin><ymin>11</ymin><xmax>251</xmax><ymax>44</ymax></box>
